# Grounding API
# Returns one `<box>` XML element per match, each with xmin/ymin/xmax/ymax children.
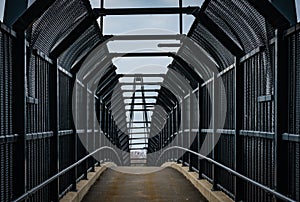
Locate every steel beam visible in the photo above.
<box><xmin>234</xmin><ymin>57</ymin><xmax>244</xmax><ymax>201</ymax></box>
<box><xmin>120</xmin><ymin>74</ymin><xmax>165</xmax><ymax>78</ymax></box>
<box><xmin>120</xmin><ymin>82</ymin><xmax>163</xmax><ymax>86</ymax></box>
<box><xmin>122</xmin><ymin>89</ymin><xmax>160</xmax><ymax>93</ymax></box>
<box><xmin>197</xmin><ymin>13</ymin><xmax>244</xmax><ymax>57</ymax></box>
<box><xmin>109</xmin><ymin>52</ymin><xmax>175</xmax><ymax>58</ymax></box>
<box><xmin>106</xmin><ymin>34</ymin><xmax>184</xmax><ymax>41</ymax></box>
<box><xmin>50</xmin><ymin>14</ymin><xmax>95</xmax><ymax>58</ymax></box>
<box><xmin>93</xmin><ymin>7</ymin><xmax>200</xmax><ymax>16</ymax></box>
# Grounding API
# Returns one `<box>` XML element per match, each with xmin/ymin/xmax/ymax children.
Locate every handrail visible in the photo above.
<box><xmin>13</xmin><ymin>146</ymin><xmax>122</xmax><ymax>202</ymax></box>
<box><xmin>156</xmin><ymin>146</ymin><xmax>296</xmax><ymax>202</ymax></box>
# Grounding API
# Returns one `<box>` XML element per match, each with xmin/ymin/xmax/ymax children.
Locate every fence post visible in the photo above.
<box><xmin>189</xmin><ymin>90</ymin><xmax>193</xmax><ymax>172</ymax></box>
<box><xmin>12</xmin><ymin>30</ymin><xmax>26</xmax><ymax>200</ymax></box>
<box><xmin>234</xmin><ymin>57</ymin><xmax>244</xmax><ymax>201</ymax></box>
<box><xmin>84</xmin><ymin>85</ymin><xmax>89</xmax><ymax>178</ymax></box>
<box><xmin>70</xmin><ymin>78</ymin><xmax>77</xmax><ymax>191</ymax></box>
<box><xmin>181</xmin><ymin>98</ymin><xmax>185</xmax><ymax>166</ymax></box>
<box><xmin>212</xmin><ymin>72</ymin><xmax>219</xmax><ymax>191</ymax></box>
<box><xmin>198</xmin><ymin>83</ymin><xmax>203</xmax><ymax>179</ymax></box>
<box><xmin>50</xmin><ymin>59</ymin><xmax>60</xmax><ymax>201</ymax></box>
<box><xmin>274</xmin><ymin>29</ymin><xmax>289</xmax><ymax>199</ymax></box>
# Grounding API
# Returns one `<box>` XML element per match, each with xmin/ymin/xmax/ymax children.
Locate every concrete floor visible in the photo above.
<box><xmin>82</xmin><ymin>167</ymin><xmax>207</xmax><ymax>202</ymax></box>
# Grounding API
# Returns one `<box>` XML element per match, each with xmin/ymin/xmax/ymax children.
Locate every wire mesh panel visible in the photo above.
<box><xmin>286</xmin><ymin>28</ymin><xmax>300</xmax><ymax>201</ymax></box>
<box><xmin>215</xmin><ymin>70</ymin><xmax>235</xmax><ymax>197</ymax></box>
<box><xmin>26</xmin><ymin>0</ymin><xmax>92</xmax><ymax>56</ymax></box>
<box><xmin>205</xmin><ymin>0</ymin><xmax>275</xmax><ymax>53</ymax></box>
<box><xmin>26</xmin><ymin>53</ymin><xmax>52</xmax><ymax>133</ymax></box>
<box><xmin>200</xmin><ymin>81</ymin><xmax>213</xmax><ymax>180</ymax></box>
<box><xmin>25</xmin><ymin>52</ymin><xmax>53</xmax><ymax>201</ymax></box>
<box><xmin>189</xmin><ymin>23</ymin><xmax>234</xmax><ymax>70</ymax></box>
<box><xmin>240</xmin><ymin>47</ymin><xmax>275</xmax><ymax>202</ymax></box>
<box><xmin>59</xmin><ymin>72</ymin><xmax>72</xmax><ymax>131</ymax></box>
<box><xmin>0</xmin><ymin>24</ymin><xmax>15</xmax><ymax>202</ymax></box>
<box><xmin>26</xmin><ymin>136</ymin><xmax>52</xmax><ymax>202</ymax></box>
<box><xmin>75</xmin><ymin>82</ymin><xmax>87</xmax><ymax>180</ymax></box>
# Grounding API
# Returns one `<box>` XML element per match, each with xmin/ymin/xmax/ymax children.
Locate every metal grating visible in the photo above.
<box><xmin>58</xmin><ymin>25</ymin><xmax>102</xmax><ymax>71</ymax></box>
<box><xmin>0</xmin><ymin>25</ymin><xmax>15</xmax><ymax>202</ymax></box>
<box><xmin>189</xmin><ymin>23</ymin><xmax>234</xmax><ymax>70</ymax></box>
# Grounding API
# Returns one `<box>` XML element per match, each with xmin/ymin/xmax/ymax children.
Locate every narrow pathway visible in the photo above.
<box><xmin>82</xmin><ymin>167</ymin><xmax>207</xmax><ymax>202</ymax></box>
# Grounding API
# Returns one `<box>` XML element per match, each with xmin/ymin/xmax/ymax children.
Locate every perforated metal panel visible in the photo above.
<box><xmin>189</xmin><ymin>23</ymin><xmax>234</xmax><ymax>70</ymax></box>
<box><xmin>286</xmin><ymin>29</ymin><xmax>300</xmax><ymax>201</ymax></box>
<box><xmin>58</xmin><ymin>25</ymin><xmax>102</xmax><ymax>71</ymax></box>
<box><xmin>0</xmin><ymin>25</ymin><xmax>15</xmax><ymax>202</ymax></box>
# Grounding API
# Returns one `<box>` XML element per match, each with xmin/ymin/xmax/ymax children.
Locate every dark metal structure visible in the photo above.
<box><xmin>0</xmin><ymin>0</ymin><xmax>299</xmax><ymax>202</ymax></box>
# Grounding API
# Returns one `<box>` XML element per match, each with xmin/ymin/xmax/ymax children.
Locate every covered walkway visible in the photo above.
<box><xmin>0</xmin><ymin>0</ymin><xmax>300</xmax><ymax>202</ymax></box>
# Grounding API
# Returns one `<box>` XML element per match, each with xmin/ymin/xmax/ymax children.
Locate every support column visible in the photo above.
<box><xmin>234</xmin><ymin>57</ymin><xmax>244</xmax><ymax>201</ymax></box>
<box><xmin>70</xmin><ymin>77</ymin><xmax>77</xmax><ymax>191</ymax></box>
<box><xmin>13</xmin><ymin>31</ymin><xmax>26</xmax><ymax>200</ymax></box>
<box><xmin>212</xmin><ymin>72</ymin><xmax>219</xmax><ymax>191</ymax></box>
<box><xmin>198</xmin><ymin>84</ymin><xmax>203</xmax><ymax>179</ymax></box>
<box><xmin>189</xmin><ymin>90</ymin><xmax>193</xmax><ymax>172</ymax></box>
<box><xmin>274</xmin><ymin>29</ymin><xmax>289</xmax><ymax>199</ymax></box>
<box><xmin>50</xmin><ymin>59</ymin><xmax>59</xmax><ymax>202</ymax></box>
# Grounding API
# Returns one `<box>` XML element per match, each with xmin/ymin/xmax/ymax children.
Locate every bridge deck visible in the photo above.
<box><xmin>82</xmin><ymin>167</ymin><xmax>207</xmax><ymax>202</ymax></box>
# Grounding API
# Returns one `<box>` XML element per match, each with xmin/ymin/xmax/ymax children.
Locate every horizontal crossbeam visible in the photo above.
<box><xmin>93</xmin><ymin>7</ymin><xmax>200</xmax><ymax>16</ymax></box>
<box><xmin>109</xmin><ymin>52</ymin><xmax>175</xmax><ymax>57</ymax></box>
<box><xmin>106</xmin><ymin>34</ymin><xmax>184</xmax><ymax>41</ymax></box>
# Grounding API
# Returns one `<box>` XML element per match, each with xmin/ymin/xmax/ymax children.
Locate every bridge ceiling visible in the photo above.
<box><xmin>12</xmin><ymin>0</ymin><xmax>293</xmax><ymax>149</ymax></box>
<box><xmin>18</xmin><ymin>0</ymin><xmax>290</xmax><ymax>85</ymax></box>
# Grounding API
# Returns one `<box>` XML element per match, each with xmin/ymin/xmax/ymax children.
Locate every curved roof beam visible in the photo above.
<box><xmin>49</xmin><ymin>14</ymin><xmax>96</xmax><ymax>59</ymax></box>
<box><xmin>197</xmin><ymin>13</ymin><xmax>244</xmax><ymax>57</ymax></box>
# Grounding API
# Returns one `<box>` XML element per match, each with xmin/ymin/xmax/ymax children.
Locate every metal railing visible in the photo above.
<box><xmin>13</xmin><ymin>146</ymin><xmax>122</xmax><ymax>202</ymax></box>
<box><xmin>156</xmin><ymin>146</ymin><xmax>296</xmax><ymax>202</ymax></box>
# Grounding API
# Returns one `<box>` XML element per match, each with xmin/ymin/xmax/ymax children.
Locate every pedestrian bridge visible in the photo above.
<box><xmin>0</xmin><ymin>0</ymin><xmax>300</xmax><ymax>201</ymax></box>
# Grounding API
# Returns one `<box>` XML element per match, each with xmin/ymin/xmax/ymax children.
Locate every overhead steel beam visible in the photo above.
<box><xmin>93</xmin><ymin>7</ymin><xmax>200</xmax><ymax>17</ymax></box>
<box><xmin>122</xmin><ymin>89</ymin><xmax>160</xmax><ymax>93</ymax></box>
<box><xmin>128</xmin><ymin>121</ymin><xmax>151</xmax><ymax>124</ymax></box>
<box><xmin>129</xmin><ymin>137</ymin><xmax>149</xmax><ymax>140</ymax></box>
<box><xmin>125</xmin><ymin>109</ymin><xmax>152</xmax><ymax>112</ymax></box>
<box><xmin>123</xmin><ymin>96</ymin><xmax>158</xmax><ymax>99</ymax></box>
<box><xmin>157</xmin><ymin>43</ymin><xmax>182</xmax><ymax>47</ymax></box>
<box><xmin>109</xmin><ymin>52</ymin><xmax>175</xmax><ymax>58</ymax></box>
<box><xmin>106</xmin><ymin>34</ymin><xmax>184</xmax><ymax>41</ymax></box>
<box><xmin>120</xmin><ymin>82</ymin><xmax>163</xmax><ymax>86</ymax></box>
<box><xmin>13</xmin><ymin>0</ymin><xmax>55</xmax><ymax>31</ymax></box>
<box><xmin>120</xmin><ymin>74</ymin><xmax>165</xmax><ymax>78</ymax></box>
<box><xmin>125</xmin><ymin>103</ymin><xmax>155</xmax><ymax>106</ymax></box>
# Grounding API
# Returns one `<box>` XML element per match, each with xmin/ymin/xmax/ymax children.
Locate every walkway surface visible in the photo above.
<box><xmin>82</xmin><ymin>167</ymin><xmax>207</xmax><ymax>202</ymax></box>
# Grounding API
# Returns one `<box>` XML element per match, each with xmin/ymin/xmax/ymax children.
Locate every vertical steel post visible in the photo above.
<box><xmin>234</xmin><ymin>57</ymin><xmax>244</xmax><ymax>201</ymax></box>
<box><xmin>50</xmin><ymin>59</ymin><xmax>60</xmax><ymax>201</ymax></box>
<box><xmin>198</xmin><ymin>83</ymin><xmax>203</xmax><ymax>179</ymax></box>
<box><xmin>212</xmin><ymin>72</ymin><xmax>219</xmax><ymax>191</ymax></box>
<box><xmin>70</xmin><ymin>77</ymin><xmax>77</xmax><ymax>191</ymax></box>
<box><xmin>179</xmin><ymin>0</ymin><xmax>183</xmax><ymax>34</ymax></box>
<box><xmin>100</xmin><ymin>0</ymin><xmax>104</xmax><ymax>35</ymax></box>
<box><xmin>274</xmin><ymin>29</ymin><xmax>289</xmax><ymax>199</ymax></box>
<box><xmin>13</xmin><ymin>31</ymin><xmax>26</xmax><ymax>200</ymax></box>
<box><xmin>91</xmin><ymin>92</ymin><xmax>96</xmax><ymax>172</ymax></box>
<box><xmin>189</xmin><ymin>90</ymin><xmax>193</xmax><ymax>171</ymax></box>
<box><xmin>84</xmin><ymin>85</ymin><xmax>88</xmax><ymax>179</ymax></box>
<box><xmin>181</xmin><ymin>98</ymin><xmax>185</xmax><ymax>166</ymax></box>
<box><xmin>176</xmin><ymin>105</ymin><xmax>180</xmax><ymax>163</ymax></box>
